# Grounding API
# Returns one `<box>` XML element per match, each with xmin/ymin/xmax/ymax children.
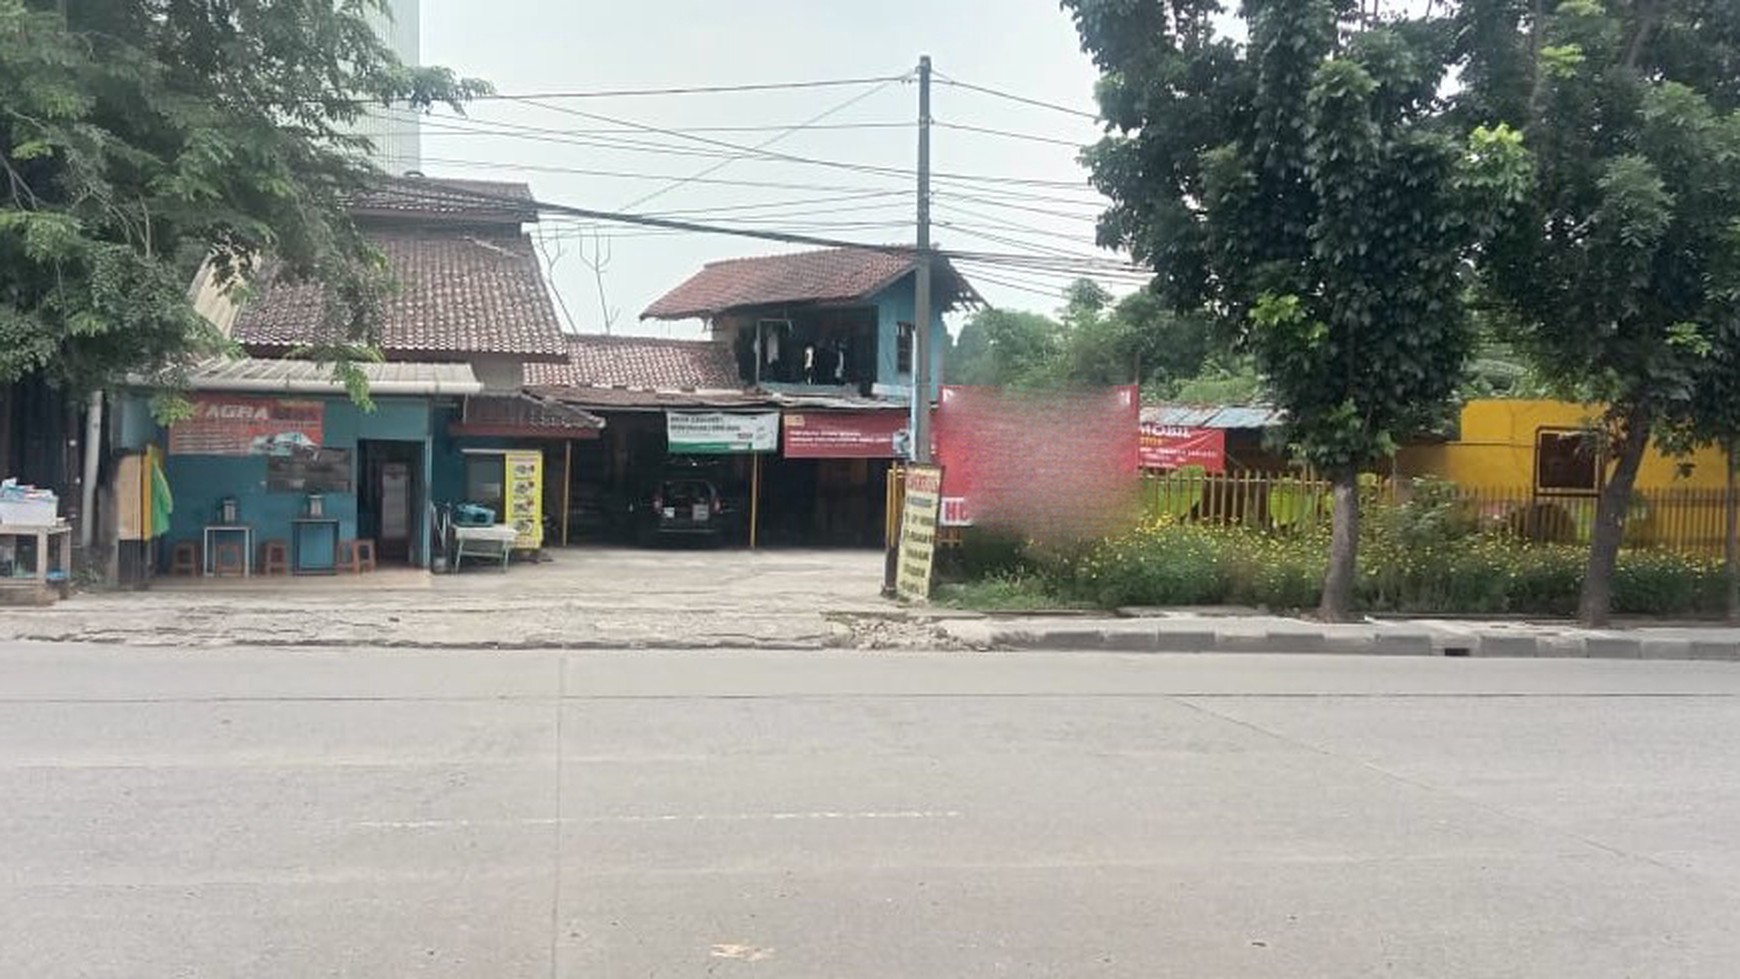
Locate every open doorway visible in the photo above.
<box><xmin>357</xmin><ymin>440</ymin><xmax>425</xmax><ymax>564</ymax></box>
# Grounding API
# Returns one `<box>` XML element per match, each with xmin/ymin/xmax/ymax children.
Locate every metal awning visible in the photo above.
<box><xmin>151</xmin><ymin>358</ymin><xmax>484</xmax><ymax>396</ymax></box>
<box><xmin>1141</xmin><ymin>404</ymin><xmax>1286</xmax><ymax>430</ymax></box>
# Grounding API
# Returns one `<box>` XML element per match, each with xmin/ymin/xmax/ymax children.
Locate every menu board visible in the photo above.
<box><xmin>503</xmin><ymin>450</ymin><xmax>543</xmax><ymax>549</ymax></box>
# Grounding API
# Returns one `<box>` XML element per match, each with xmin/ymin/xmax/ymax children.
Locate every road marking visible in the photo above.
<box><xmin>710</xmin><ymin>943</ymin><xmax>775</xmax><ymax>961</ymax></box>
<box><xmin>353</xmin><ymin>810</ymin><xmax>961</xmax><ymax>829</ymax></box>
<box><xmin>596</xmin><ymin>810</ymin><xmax>962</xmax><ymax>823</ymax></box>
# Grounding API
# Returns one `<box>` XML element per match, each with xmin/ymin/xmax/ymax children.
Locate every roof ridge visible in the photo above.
<box><xmin>698</xmin><ymin>244</ymin><xmax>892</xmax><ymax>269</ymax></box>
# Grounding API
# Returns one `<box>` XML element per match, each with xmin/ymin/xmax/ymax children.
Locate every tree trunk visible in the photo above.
<box><xmin>1726</xmin><ymin>439</ymin><xmax>1739</xmax><ymax>625</ymax></box>
<box><xmin>1319</xmin><ymin>468</ymin><xmax>1360</xmax><ymax>623</ymax></box>
<box><xmin>1578</xmin><ymin>406</ymin><xmax>1651</xmax><ymax>627</ymax></box>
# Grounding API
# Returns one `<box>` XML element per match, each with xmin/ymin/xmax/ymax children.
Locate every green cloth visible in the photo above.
<box><xmin>149</xmin><ymin>455</ymin><xmax>173</xmax><ymax>539</ymax></box>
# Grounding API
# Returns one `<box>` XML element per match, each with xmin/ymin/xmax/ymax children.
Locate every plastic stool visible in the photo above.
<box><xmin>258</xmin><ymin>539</ymin><xmax>289</xmax><ymax>576</ymax></box>
<box><xmin>212</xmin><ymin>540</ymin><xmax>246</xmax><ymax>577</ymax></box>
<box><xmin>170</xmin><ymin>540</ymin><xmax>201</xmax><ymax>577</ymax></box>
<box><xmin>339</xmin><ymin>538</ymin><xmax>377</xmax><ymax>573</ymax></box>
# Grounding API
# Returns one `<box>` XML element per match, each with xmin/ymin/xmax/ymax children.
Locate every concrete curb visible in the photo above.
<box><xmin>934</xmin><ymin>619</ymin><xmax>1740</xmax><ymax>662</ymax></box>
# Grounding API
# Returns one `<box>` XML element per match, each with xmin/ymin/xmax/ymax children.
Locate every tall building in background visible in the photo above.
<box><xmin>352</xmin><ymin>0</ymin><xmax>421</xmax><ymax>173</ymax></box>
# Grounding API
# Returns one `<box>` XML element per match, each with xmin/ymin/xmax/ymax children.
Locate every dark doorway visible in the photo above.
<box><xmin>357</xmin><ymin>440</ymin><xmax>425</xmax><ymax>564</ymax></box>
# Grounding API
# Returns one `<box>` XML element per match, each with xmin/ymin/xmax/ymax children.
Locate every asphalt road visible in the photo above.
<box><xmin>4</xmin><ymin>643</ymin><xmax>1739</xmax><ymax>978</ymax></box>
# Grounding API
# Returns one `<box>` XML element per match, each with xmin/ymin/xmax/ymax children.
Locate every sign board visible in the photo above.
<box><xmin>503</xmin><ymin>450</ymin><xmax>544</xmax><ymax>549</ymax></box>
<box><xmin>1139</xmin><ymin>424</ymin><xmax>1226</xmax><ymax>472</ymax></box>
<box><xmin>783</xmin><ymin>411</ymin><xmax>908</xmax><ymax>459</ymax></box>
<box><xmin>940</xmin><ymin>496</ymin><xmax>972</xmax><ymax>527</ymax></box>
<box><xmin>896</xmin><ymin>464</ymin><xmax>944</xmax><ymax>603</ymax></box>
<box><xmin>666</xmin><ymin>411</ymin><xmax>779</xmax><ymax>454</ymax></box>
<box><xmin>266</xmin><ymin>448</ymin><xmax>353</xmax><ymax>494</ymax></box>
<box><xmin>169</xmin><ymin>396</ymin><xmax>323</xmax><ymax>456</ymax></box>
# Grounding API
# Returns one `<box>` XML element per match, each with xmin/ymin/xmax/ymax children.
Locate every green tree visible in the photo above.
<box><xmin>949</xmin><ymin>280</ymin><xmax>1213</xmax><ymax>391</ymax></box>
<box><xmin>947</xmin><ymin>308</ymin><xmax>1063</xmax><ymax>386</ymax></box>
<box><xmin>0</xmin><ymin>0</ymin><xmax>486</xmax><ymax>398</ymax></box>
<box><xmin>1058</xmin><ymin>285</ymin><xmax>1214</xmax><ymax>390</ymax></box>
<box><xmin>1064</xmin><ymin>0</ymin><xmax>1531</xmax><ymax>620</ymax></box>
<box><xmin>1458</xmin><ymin>0</ymin><xmax>1740</xmax><ymax>625</ymax></box>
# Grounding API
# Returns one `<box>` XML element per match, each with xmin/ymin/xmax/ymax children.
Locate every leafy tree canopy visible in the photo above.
<box><xmin>1063</xmin><ymin>0</ymin><xmax>1532</xmax><ymax>618</ymax></box>
<box><xmin>1457</xmin><ymin>0</ymin><xmax>1740</xmax><ymax>623</ymax></box>
<box><xmin>0</xmin><ymin>0</ymin><xmax>487</xmax><ymax>396</ymax></box>
<box><xmin>949</xmin><ymin>278</ymin><xmax>1214</xmax><ymax>392</ymax></box>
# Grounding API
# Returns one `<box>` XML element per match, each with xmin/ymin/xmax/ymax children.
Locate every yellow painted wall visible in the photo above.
<box><xmin>1394</xmin><ymin>400</ymin><xmax>1729</xmax><ymax>491</ymax></box>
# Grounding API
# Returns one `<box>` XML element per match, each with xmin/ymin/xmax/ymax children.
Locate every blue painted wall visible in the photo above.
<box><xmin>870</xmin><ymin>274</ymin><xmax>949</xmax><ymax>398</ymax></box>
<box><xmin>157</xmin><ymin>396</ymin><xmax>436</xmax><ymax>568</ymax></box>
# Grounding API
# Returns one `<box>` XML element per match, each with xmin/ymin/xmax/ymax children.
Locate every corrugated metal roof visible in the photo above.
<box><xmin>1141</xmin><ymin>404</ymin><xmax>1285</xmax><ymax>429</ymax></box>
<box><xmin>171</xmin><ymin>358</ymin><xmax>482</xmax><ymax>395</ymax></box>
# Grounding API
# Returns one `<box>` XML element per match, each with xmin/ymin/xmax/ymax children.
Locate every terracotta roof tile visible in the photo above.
<box><xmin>524</xmin><ymin>334</ymin><xmax>743</xmax><ymax>390</ymax></box>
<box><xmin>641</xmin><ymin>246</ymin><xmax>981</xmax><ymax>321</ymax></box>
<box><xmin>232</xmin><ymin>232</ymin><xmax>569</xmax><ymax>362</ymax></box>
<box><xmin>451</xmin><ymin>394</ymin><xmax>604</xmax><ymax>435</ymax></box>
<box><xmin>348</xmin><ymin>177</ymin><xmax>537</xmax><ymax>224</ymax></box>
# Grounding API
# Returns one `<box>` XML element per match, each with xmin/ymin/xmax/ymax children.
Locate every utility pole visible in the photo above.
<box><xmin>886</xmin><ymin>55</ymin><xmax>935</xmax><ymax>598</ymax></box>
<box><xmin>911</xmin><ymin>54</ymin><xmax>934</xmax><ymax>464</ymax></box>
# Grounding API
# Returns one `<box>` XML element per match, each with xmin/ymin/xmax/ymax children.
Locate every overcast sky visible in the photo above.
<box><xmin>408</xmin><ymin>0</ymin><xmax>1117</xmax><ymax>338</ymax></box>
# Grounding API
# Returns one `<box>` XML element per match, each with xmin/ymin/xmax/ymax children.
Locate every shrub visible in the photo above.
<box><xmin>954</xmin><ymin>487</ymin><xmax>1726</xmax><ymax>618</ymax></box>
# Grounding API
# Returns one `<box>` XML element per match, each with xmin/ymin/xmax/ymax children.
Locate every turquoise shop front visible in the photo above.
<box><xmin>129</xmin><ymin>395</ymin><xmax>443</xmax><ymax>572</ymax></box>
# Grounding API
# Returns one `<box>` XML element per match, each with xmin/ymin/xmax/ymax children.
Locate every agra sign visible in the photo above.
<box><xmin>168</xmin><ymin>396</ymin><xmax>324</xmax><ymax>456</ymax></box>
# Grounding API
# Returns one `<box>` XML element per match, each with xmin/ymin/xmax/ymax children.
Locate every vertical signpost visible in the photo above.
<box><xmin>896</xmin><ymin>464</ymin><xmax>944</xmax><ymax>603</ymax></box>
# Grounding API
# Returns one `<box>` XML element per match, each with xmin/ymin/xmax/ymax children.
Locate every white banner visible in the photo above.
<box><xmin>666</xmin><ymin>411</ymin><xmax>779</xmax><ymax>454</ymax></box>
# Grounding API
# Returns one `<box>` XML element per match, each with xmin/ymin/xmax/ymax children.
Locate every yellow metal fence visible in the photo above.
<box><xmin>1142</xmin><ymin>471</ymin><xmax>1738</xmax><ymax>558</ymax></box>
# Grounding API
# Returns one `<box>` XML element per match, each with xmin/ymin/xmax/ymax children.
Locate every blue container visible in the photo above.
<box><xmin>454</xmin><ymin>503</ymin><xmax>496</xmax><ymax>526</ymax></box>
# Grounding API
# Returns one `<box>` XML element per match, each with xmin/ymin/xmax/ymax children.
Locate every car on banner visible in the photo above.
<box><xmin>250</xmin><ymin>430</ymin><xmax>318</xmax><ymax>457</ymax></box>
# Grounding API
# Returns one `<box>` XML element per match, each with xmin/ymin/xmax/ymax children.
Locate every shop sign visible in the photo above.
<box><xmin>939</xmin><ymin>496</ymin><xmax>972</xmax><ymax>527</ymax></box>
<box><xmin>1139</xmin><ymin>424</ymin><xmax>1226</xmax><ymax>472</ymax></box>
<box><xmin>168</xmin><ymin>396</ymin><xmax>324</xmax><ymax>456</ymax></box>
<box><xmin>896</xmin><ymin>464</ymin><xmax>944</xmax><ymax>603</ymax></box>
<box><xmin>783</xmin><ymin>411</ymin><xmax>908</xmax><ymax>458</ymax></box>
<box><xmin>666</xmin><ymin>411</ymin><xmax>779</xmax><ymax>454</ymax></box>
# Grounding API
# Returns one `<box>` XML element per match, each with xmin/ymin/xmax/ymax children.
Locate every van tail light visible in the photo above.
<box><xmin>713</xmin><ymin>497</ymin><xmax>723</xmax><ymax>515</ymax></box>
<box><xmin>653</xmin><ymin>492</ymin><xmax>663</xmax><ymax>510</ymax></box>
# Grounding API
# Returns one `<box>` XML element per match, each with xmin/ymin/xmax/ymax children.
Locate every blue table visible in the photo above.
<box><xmin>291</xmin><ymin>518</ymin><xmax>341</xmax><ymax>575</ymax></box>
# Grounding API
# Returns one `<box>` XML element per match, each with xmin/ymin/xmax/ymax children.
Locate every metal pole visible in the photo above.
<box><xmin>749</xmin><ymin>453</ymin><xmax>763</xmax><ymax>550</ymax></box>
<box><xmin>912</xmin><ymin>54</ymin><xmax>933</xmax><ymax>464</ymax></box>
<box><xmin>79</xmin><ymin>390</ymin><xmax>103</xmax><ymax>550</ymax></box>
<box><xmin>560</xmin><ymin>440</ymin><xmax>573</xmax><ymax>546</ymax></box>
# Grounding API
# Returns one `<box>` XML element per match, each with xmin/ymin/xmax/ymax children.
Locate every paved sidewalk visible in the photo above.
<box><xmin>7</xmin><ymin>546</ymin><xmax>1740</xmax><ymax>660</ymax></box>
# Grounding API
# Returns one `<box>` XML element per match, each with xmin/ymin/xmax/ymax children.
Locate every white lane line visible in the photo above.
<box><xmin>595</xmin><ymin>810</ymin><xmax>962</xmax><ymax>823</ymax></box>
<box><xmin>354</xmin><ymin>810</ymin><xmax>961</xmax><ymax>829</ymax></box>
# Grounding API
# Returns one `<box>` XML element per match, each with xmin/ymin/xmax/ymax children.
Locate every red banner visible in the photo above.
<box><xmin>934</xmin><ymin>385</ymin><xmax>1140</xmax><ymax>538</ymax></box>
<box><xmin>169</xmin><ymin>396</ymin><xmax>325</xmax><ymax>456</ymax></box>
<box><xmin>782</xmin><ymin>411</ymin><xmax>907</xmax><ymax>458</ymax></box>
<box><xmin>1139</xmin><ymin>424</ymin><xmax>1226</xmax><ymax>472</ymax></box>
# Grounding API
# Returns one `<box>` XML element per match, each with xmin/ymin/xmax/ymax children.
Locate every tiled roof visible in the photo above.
<box><xmin>523</xmin><ymin>334</ymin><xmax>743</xmax><ymax>390</ymax></box>
<box><xmin>641</xmin><ymin>247</ymin><xmax>982</xmax><ymax>321</ymax></box>
<box><xmin>232</xmin><ymin>232</ymin><xmax>569</xmax><ymax>362</ymax></box>
<box><xmin>450</xmin><ymin>393</ymin><xmax>604</xmax><ymax>437</ymax></box>
<box><xmin>347</xmin><ymin>176</ymin><xmax>537</xmax><ymax>224</ymax></box>
<box><xmin>534</xmin><ymin>386</ymin><xmax>775</xmax><ymax>411</ymax></box>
